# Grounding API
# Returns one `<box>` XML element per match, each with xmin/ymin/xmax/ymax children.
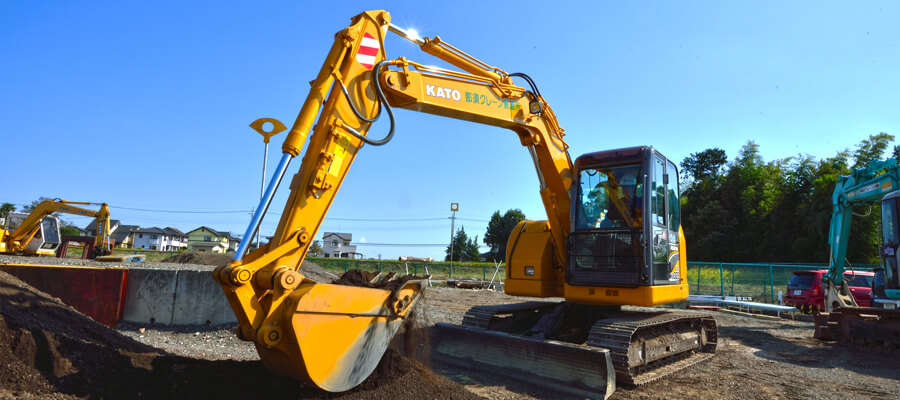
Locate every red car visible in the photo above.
<box><xmin>784</xmin><ymin>269</ymin><xmax>874</xmax><ymax>312</ymax></box>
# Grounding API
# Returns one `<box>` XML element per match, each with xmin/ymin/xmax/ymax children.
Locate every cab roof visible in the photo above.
<box><xmin>574</xmin><ymin>146</ymin><xmax>650</xmax><ymax>169</ymax></box>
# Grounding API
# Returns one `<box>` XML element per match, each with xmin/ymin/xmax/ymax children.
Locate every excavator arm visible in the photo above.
<box><xmin>816</xmin><ymin>158</ymin><xmax>900</xmax><ymax>348</ymax></box>
<box><xmin>824</xmin><ymin>158</ymin><xmax>900</xmax><ymax>309</ymax></box>
<box><xmin>214</xmin><ymin>10</ymin><xmax>574</xmax><ymax>392</ymax></box>
<box><xmin>1</xmin><ymin>199</ymin><xmax>112</xmax><ymax>256</ymax></box>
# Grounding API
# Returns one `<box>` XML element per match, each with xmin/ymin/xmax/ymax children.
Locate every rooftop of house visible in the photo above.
<box><xmin>323</xmin><ymin>232</ymin><xmax>352</xmax><ymax>242</ymax></box>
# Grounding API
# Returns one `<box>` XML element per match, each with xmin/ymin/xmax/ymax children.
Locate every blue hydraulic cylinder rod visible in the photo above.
<box><xmin>234</xmin><ymin>153</ymin><xmax>293</xmax><ymax>261</ymax></box>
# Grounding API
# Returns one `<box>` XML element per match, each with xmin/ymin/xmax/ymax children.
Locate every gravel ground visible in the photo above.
<box><xmin>3</xmin><ymin>254</ymin><xmax>898</xmax><ymax>399</ymax></box>
<box><xmin>112</xmin><ymin>285</ymin><xmax>900</xmax><ymax>399</ymax></box>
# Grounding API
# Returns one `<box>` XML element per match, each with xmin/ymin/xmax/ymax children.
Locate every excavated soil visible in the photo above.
<box><xmin>332</xmin><ymin>270</ymin><xmax>418</xmax><ymax>291</ymax></box>
<box><xmin>0</xmin><ymin>270</ymin><xmax>479</xmax><ymax>400</ymax></box>
<box><xmin>160</xmin><ymin>252</ymin><xmax>233</xmax><ymax>267</ymax></box>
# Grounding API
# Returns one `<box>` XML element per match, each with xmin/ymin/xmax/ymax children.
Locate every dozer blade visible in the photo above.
<box><xmin>431</xmin><ymin>322</ymin><xmax>616</xmax><ymax>399</ymax></box>
<box><xmin>258</xmin><ymin>278</ymin><xmax>426</xmax><ymax>392</ymax></box>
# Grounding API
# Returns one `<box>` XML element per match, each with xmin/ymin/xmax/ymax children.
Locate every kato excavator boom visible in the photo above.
<box><xmin>216</xmin><ymin>10</ymin><xmax>714</xmax><ymax>397</ymax></box>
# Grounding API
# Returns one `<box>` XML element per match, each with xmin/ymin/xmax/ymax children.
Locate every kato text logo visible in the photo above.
<box><xmin>425</xmin><ymin>85</ymin><xmax>461</xmax><ymax>101</ymax></box>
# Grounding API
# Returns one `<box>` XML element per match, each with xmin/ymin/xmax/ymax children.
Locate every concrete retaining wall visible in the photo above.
<box><xmin>122</xmin><ymin>268</ymin><xmax>236</xmax><ymax>326</ymax></box>
<box><xmin>171</xmin><ymin>270</ymin><xmax>236</xmax><ymax>326</ymax></box>
<box><xmin>121</xmin><ymin>269</ymin><xmax>177</xmax><ymax>325</ymax></box>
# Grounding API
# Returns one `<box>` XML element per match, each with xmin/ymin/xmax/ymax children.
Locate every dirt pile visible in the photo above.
<box><xmin>0</xmin><ymin>270</ymin><xmax>480</xmax><ymax>400</ymax></box>
<box><xmin>332</xmin><ymin>270</ymin><xmax>418</xmax><ymax>292</ymax></box>
<box><xmin>160</xmin><ymin>252</ymin><xmax>232</xmax><ymax>267</ymax></box>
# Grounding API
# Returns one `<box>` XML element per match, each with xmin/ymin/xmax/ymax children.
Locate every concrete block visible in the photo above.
<box><xmin>121</xmin><ymin>269</ymin><xmax>177</xmax><ymax>325</ymax></box>
<box><xmin>171</xmin><ymin>270</ymin><xmax>236</xmax><ymax>326</ymax></box>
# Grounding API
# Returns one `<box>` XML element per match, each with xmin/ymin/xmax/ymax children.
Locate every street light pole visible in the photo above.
<box><xmin>249</xmin><ymin>118</ymin><xmax>286</xmax><ymax>249</ymax></box>
<box><xmin>449</xmin><ymin>202</ymin><xmax>458</xmax><ymax>278</ymax></box>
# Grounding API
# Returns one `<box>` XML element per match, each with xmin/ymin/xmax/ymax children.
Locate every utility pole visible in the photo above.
<box><xmin>249</xmin><ymin>118</ymin><xmax>286</xmax><ymax>249</ymax></box>
<box><xmin>449</xmin><ymin>202</ymin><xmax>458</xmax><ymax>278</ymax></box>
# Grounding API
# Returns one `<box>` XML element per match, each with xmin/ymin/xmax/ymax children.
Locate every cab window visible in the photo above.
<box><xmin>575</xmin><ymin>165</ymin><xmax>642</xmax><ymax>230</ymax></box>
<box><xmin>666</xmin><ymin>159</ymin><xmax>680</xmax><ymax>239</ymax></box>
<box><xmin>651</xmin><ymin>157</ymin><xmax>666</xmax><ymax>226</ymax></box>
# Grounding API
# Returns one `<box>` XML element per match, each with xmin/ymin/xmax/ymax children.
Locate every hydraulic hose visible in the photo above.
<box><xmin>339</xmin><ymin>60</ymin><xmax>396</xmax><ymax>146</ymax></box>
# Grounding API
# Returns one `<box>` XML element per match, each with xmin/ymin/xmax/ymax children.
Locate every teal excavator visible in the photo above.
<box><xmin>816</xmin><ymin>157</ymin><xmax>900</xmax><ymax>346</ymax></box>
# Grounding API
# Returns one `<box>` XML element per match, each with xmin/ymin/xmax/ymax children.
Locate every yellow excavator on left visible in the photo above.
<box><xmin>0</xmin><ymin>199</ymin><xmax>112</xmax><ymax>258</ymax></box>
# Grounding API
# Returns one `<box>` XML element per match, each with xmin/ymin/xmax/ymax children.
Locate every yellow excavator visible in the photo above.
<box><xmin>215</xmin><ymin>10</ymin><xmax>715</xmax><ymax>397</ymax></box>
<box><xmin>0</xmin><ymin>199</ymin><xmax>113</xmax><ymax>258</ymax></box>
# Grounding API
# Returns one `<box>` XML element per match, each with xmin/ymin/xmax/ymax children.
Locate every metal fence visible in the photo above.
<box><xmin>92</xmin><ymin>250</ymin><xmax>876</xmax><ymax>303</ymax></box>
<box><xmin>687</xmin><ymin>262</ymin><xmax>877</xmax><ymax>303</ymax></box>
<box><xmin>309</xmin><ymin>257</ymin><xmax>505</xmax><ymax>282</ymax></box>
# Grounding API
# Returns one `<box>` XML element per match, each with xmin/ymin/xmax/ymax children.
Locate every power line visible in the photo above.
<box><xmin>107</xmin><ymin>205</ymin><xmax>490</xmax><ymax>222</ymax></box>
<box><xmin>352</xmin><ymin>242</ymin><xmax>487</xmax><ymax>248</ymax></box>
<box><xmin>110</xmin><ymin>206</ymin><xmax>249</xmax><ymax>214</ymax></box>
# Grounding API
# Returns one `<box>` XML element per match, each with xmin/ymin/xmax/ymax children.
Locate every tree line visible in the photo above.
<box><xmin>681</xmin><ymin>133</ymin><xmax>897</xmax><ymax>264</ymax></box>
<box><xmin>448</xmin><ymin>132</ymin><xmax>896</xmax><ymax>265</ymax></box>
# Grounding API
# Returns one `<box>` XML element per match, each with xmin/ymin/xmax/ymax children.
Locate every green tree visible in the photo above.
<box><xmin>681</xmin><ymin>148</ymin><xmax>727</xmax><ymax>182</ymax></box>
<box><xmin>852</xmin><ymin>132</ymin><xmax>894</xmax><ymax>168</ymax></box>
<box><xmin>309</xmin><ymin>240</ymin><xmax>323</xmax><ymax>256</ymax></box>
<box><xmin>23</xmin><ymin>197</ymin><xmax>54</xmax><ymax>213</ymax></box>
<box><xmin>60</xmin><ymin>226</ymin><xmax>82</xmax><ymax>236</ymax></box>
<box><xmin>0</xmin><ymin>203</ymin><xmax>14</xmax><ymax>219</ymax></box>
<box><xmin>445</xmin><ymin>227</ymin><xmax>481</xmax><ymax>262</ymax></box>
<box><xmin>679</xmin><ymin>134</ymin><xmax>894</xmax><ymax>265</ymax></box>
<box><xmin>483</xmin><ymin>209</ymin><xmax>526</xmax><ymax>262</ymax></box>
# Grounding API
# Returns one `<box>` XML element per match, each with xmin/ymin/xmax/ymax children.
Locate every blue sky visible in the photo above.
<box><xmin>2</xmin><ymin>1</ymin><xmax>899</xmax><ymax>260</ymax></box>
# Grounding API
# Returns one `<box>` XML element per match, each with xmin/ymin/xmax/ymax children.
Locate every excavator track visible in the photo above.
<box><xmin>826</xmin><ymin>307</ymin><xmax>900</xmax><ymax>349</ymax></box>
<box><xmin>587</xmin><ymin>311</ymin><xmax>717</xmax><ymax>385</ymax></box>
<box><xmin>447</xmin><ymin>302</ymin><xmax>717</xmax><ymax>388</ymax></box>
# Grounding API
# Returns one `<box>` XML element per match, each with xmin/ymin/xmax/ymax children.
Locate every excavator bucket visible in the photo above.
<box><xmin>256</xmin><ymin>278</ymin><xmax>426</xmax><ymax>392</ymax></box>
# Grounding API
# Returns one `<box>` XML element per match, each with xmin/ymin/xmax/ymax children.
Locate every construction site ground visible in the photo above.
<box><xmin>1</xmin><ymin>256</ymin><xmax>898</xmax><ymax>399</ymax></box>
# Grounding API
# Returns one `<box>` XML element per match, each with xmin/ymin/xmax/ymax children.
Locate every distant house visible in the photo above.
<box><xmin>84</xmin><ymin>219</ymin><xmax>139</xmax><ymax>248</ymax></box>
<box><xmin>186</xmin><ymin>226</ymin><xmax>233</xmax><ymax>253</ymax></box>
<box><xmin>133</xmin><ymin>227</ymin><xmax>189</xmax><ymax>251</ymax></box>
<box><xmin>84</xmin><ymin>219</ymin><xmax>120</xmax><ymax>237</ymax></box>
<box><xmin>163</xmin><ymin>227</ymin><xmax>189</xmax><ymax>249</ymax></box>
<box><xmin>322</xmin><ymin>232</ymin><xmax>358</xmax><ymax>258</ymax></box>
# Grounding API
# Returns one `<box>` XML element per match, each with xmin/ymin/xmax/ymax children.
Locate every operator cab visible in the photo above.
<box><xmin>25</xmin><ymin>216</ymin><xmax>62</xmax><ymax>255</ymax></box>
<box><xmin>876</xmin><ymin>190</ymin><xmax>900</xmax><ymax>308</ymax></box>
<box><xmin>568</xmin><ymin>146</ymin><xmax>681</xmax><ymax>288</ymax></box>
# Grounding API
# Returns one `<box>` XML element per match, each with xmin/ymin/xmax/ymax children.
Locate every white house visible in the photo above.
<box><xmin>321</xmin><ymin>232</ymin><xmax>359</xmax><ymax>258</ymax></box>
<box><xmin>163</xmin><ymin>227</ymin><xmax>189</xmax><ymax>250</ymax></box>
<box><xmin>133</xmin><ymin>227</ymin><xmax>188</xmax><ymax>251</ymax></box>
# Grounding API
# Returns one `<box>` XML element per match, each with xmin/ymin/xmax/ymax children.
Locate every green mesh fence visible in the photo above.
<box><xmin>687</xmin><ymin>262</ymin><xmax>877</xmax><ymax>303</ymax></box>
<box><xmin>308</xmin><ymin>257</ymin><xmax>505</xmax><ymax>282</ymax></box>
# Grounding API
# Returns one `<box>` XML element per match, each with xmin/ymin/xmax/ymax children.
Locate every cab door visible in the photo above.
<box><xmin>649</xmin><ymin>155</ymin><xmax>681</xmax><ymax>285</ymax></box>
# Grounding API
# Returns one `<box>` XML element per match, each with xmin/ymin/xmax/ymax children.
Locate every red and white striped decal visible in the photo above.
<box><xmin>355</xmin><ymin>32</ymin><xmax>380</xmax><ymax>69</ymax></box>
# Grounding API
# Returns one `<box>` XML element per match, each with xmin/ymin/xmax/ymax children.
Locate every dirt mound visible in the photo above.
<box><xmin>332</xmin><ymin>270</ymin><xmax>417</xmax><ymax>292</ymax></box>
<box><xmin>161</xmin><ymin>252</ymin><xmax>233</xmax><ymax>267</ymax></box>
<box><xmin>0</xmin><ymin>270</ymin><xmax>479</xmax><ymax>399</ymax></box>
<box><xmin>299</xmin><ymin>260</ymin><xmax>340</xmax><ymax>283</ymax></box>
